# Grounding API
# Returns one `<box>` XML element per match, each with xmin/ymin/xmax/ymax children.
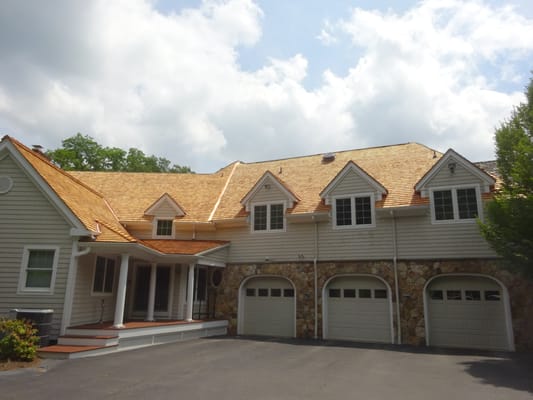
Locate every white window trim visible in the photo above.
<box><xmin>429</xmin><ymin>184</ymin><xmax>483</xmax><ymax>224</ymax></box>
<box><xmin>250</xmin><ymin>201</ymin><xmax>287</xmax><ymax>233</ymax></box>
<box><xmin>17</xmin><ymin>245</ymin><xmax>60</xmax><ymax>295</ymax></box>
<box><xmin>152</xmin><ymin>218</ymin><xmax>175</xmax><ymax>238</ymax></box>
<box><xmin>90</xmin><ymin>256</ymin><xmax>117</xmax><ymax>297</ymax></box>
<box><xmin>332</xmin><ymin>193</ymin><xmax>376</xmax><ymax>229</ymax></box>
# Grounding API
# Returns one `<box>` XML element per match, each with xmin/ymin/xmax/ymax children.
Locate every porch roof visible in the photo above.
<box><xmin>140</xmin><ymin>239</ymin><xmax>229</xmax><ymax>255</ymax></box>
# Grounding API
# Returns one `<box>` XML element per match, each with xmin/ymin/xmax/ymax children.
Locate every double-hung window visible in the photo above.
<box><xmin>92</xmin><ymin>256</ymin><xmax>116</xmax><ymax>295</ymax></box>
<box><xmin>252</xmin><ymin>203</ymin><xmax>285</xmax><ymax>232</ymax></box>
<box><xmin>334</xmin><ymin>194</ymin><xmax>374</xmax><ymax>228</ymax></box>
<box><xmin>431</xmin><ymin>186</ymin><xmax>480</xmax><ymax>223</ymax></box>
<box><xmin>18</xmin><ymin>246</ymin><xmax>59</xmax><ymax>294</ymax></box>
<box><xmin>155</xmin><ymin>219</ymin><xmax>173</xmax><ymax>237</ymax></box>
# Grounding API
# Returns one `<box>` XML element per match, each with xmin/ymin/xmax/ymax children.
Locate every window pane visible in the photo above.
<box><xmin>93</xmin><ymin>257</ymin><xmax>106</xmax><ymax>292</ymax></box>
<box><xmin>254</xmin><ymin>205</ymin><xmax>267</xmax><ymax>231</ymax></box>
<box><xmin>335</xmin><ymin>198</ymin><xmax>352</xmax><ymax>226</ymax></box>
<box><xmin>258</xmin><ymin>288</ymin><xmax>269</xmax><ymax>297</ymax></box>
<box><xmin>246</xmin><ymin>288</ymin><xmax>256</xmax><ymax>296</ymax></box>
<box><xmin>465</xmin><ymin>290</ymin><xmax>481</xmax><ymax>301</ymax></box>
<box><xmin>156</xmin><ymin>220</ymin><xmax>173</xmax><ymax>236</ymax></box>
<box><xmin>433</xmin><ymin>190</ymin><xmax>454</xmax><ymax>220</ymax></box>
<box><xmin>429</xmin><ymin>290</ymin><xmax>443</xmax><ymax>300</ymax></box>
<box><xmin>329</xmin><ymin>288</ymin><xmax>341</xmax><ymax>298</ymax></box>
<box><xmin>27</xmin><ymin>250</ymin><xmax>54</xmax><ymax>269</ymax></box>
<box><xmin>457</xmin><ymin>188</ymin><xmax>478</xmax><ymax>219</ymax></box>
<box><xmin>355</xmin><ymin>197</ymin><xmax>372</xmax><ymax>225</ymax></box>
<box><xmin>103</xmin><ymin>259</ymin><xmax>115</xmax><ymax>293</ymax></box>
<box><xmin>485</xmin><ymin>290</ymin><xmax>501</xmax><ymax>301</ymax></box>
<box><xmin>359</xmin><ymin>289</ymin><xmax>372</xmax><ymax>298</ymax></box>
<box><xmin>446</xmin><ymin>290</ymin><xmax>462</xmax><ymax>300</ymax></box>
<box><xmin>283</xmin><ymin>288</ymin><xmax>294</xmax><ymax>297</ymax></box>
<box><xmin>26</xmin><ymin>270</ymin><xmax>52</xmax><ymax>288</ymax></box>
<box><xmin>195</xmin><ymin>268</ymin><xmax>207</xmax><ymax>301</ymax></box>
<box><xmin>344</xmin><ymin>289</ymin><xmax>356</xmax><ymax>298</ymax></box>
<box><xmin>374</xmin><ymin>289</ymin><xmax>387</xmax><ymax>299</ymax></box>
<box><xmin>271</xmin><ymin>288</ymin><xmax>282</xmax><ymax>297</ymax></box>
<box><xmin>270</xmin><ymin>204</ymin><xmax>284</xmax><ymax>230</ymax></box>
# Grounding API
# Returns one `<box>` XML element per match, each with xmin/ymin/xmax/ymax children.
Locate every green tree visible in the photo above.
<box><xmin>46</xmin><ymin>133</ymin><xmax>193</xmax><ymax>173</ymax></box>
<box><xmin>479</xmin><ymin>75</ymin><xmax>533</xmax><ymax>275</ymax></box>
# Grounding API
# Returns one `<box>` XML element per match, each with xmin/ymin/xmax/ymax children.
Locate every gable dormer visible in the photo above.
<box><xmin>415</xmin><ymin>149</ymin><xmax>496</xmax><ymax>224</ymax></box>
<box><xmin>320</xmin><ymin>161</ymin><xmax>388</xmax><ymax>229</ymax></box>
<box><xmin>240</xmin><ymin>171</ymin><xmax>299</xmax><ymax>232</ymax></box>
<box><xmin>144</xmin><ymin>193</ymin><xmax>185</xmax><ymax>237</ymax></box>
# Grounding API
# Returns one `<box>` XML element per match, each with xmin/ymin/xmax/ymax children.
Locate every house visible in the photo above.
<box><xmin>0</xmin><ymin>135</ymin><xmax>531</xmax><ymax>357</ymax></box>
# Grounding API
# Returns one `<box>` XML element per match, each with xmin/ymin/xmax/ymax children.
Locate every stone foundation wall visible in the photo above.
<box><xmin>214</xmin><ymin>259</ymin><xmax>533</xmax><ymax>351</ymax></box>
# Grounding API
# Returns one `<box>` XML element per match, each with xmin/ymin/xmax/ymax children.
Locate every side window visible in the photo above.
<box><xmin>156</xmin><ymin>219</ymin><xmax>173</xmax><ymax>236</ymax></box>
<box><xmin>433</xmin><ymin>190</ymin><xmax>454</xmax><ymax>221</ymax></box>
<box><xmin>92</xmin><ymin>256</ymin><xmax>116</xmax><ymax>295</ymax></box>
<box><xmin>18</xmin><ymin>246</ymin><xmax>59</xmax><ymax>294</ymax></box>
<box><xmin>431</xmin><ymin>187</ymin><xmax>480</xmax><ymax>223</ymax></box>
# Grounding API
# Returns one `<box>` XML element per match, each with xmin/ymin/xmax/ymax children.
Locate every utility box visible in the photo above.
<box><xmin>10</xmin><ymin>309</ymin><xmax>54</xmax><ymax>347</ymax></box>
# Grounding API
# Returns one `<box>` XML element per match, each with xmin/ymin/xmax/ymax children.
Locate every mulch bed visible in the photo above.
<box><xmin>0</xmin><ymin>358</ymin><xmax>41</xmax><ymax>371</ymax></box>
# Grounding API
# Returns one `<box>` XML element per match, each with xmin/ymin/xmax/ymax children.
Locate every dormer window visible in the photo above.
<box><xmin>431</xmin><ymin>186</ymin><xmax>480</xmax><ymax>223</ymax></box>
<box><xmin>333</xmin><ymin>194</ymin><xmax>375</xmax><ymax>228</ymax></box>
<box><xmin>252</xmin><ymin>203</ymin><xmax>285</xmax><ymax>232</ymax></box>
<box><xmin>156</xmin><ymin>219</ymin><xmax>173</xmax><ymax>236</ymax></box>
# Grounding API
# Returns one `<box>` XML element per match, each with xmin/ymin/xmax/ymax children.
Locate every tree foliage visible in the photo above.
<box><xmin>46</xmin><ymin>133</ymin><xmax>193</xmax><ymax>173</ymax></box>
<box><xmin>479</xmin><ymin>75</ymin><xmax>533</xmax><ymax>275</ymax></box>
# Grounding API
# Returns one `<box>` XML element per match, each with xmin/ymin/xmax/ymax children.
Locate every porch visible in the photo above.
<box><xmin>39</xmin><ymin>319</ymin><xmax>228</xmax><ymax>359</ymax></box>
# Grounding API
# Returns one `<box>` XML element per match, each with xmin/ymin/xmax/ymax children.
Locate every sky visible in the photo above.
<box><xmin>1</xmin><ymin>0</ymin><xmax>532</xmax><ymax>173</ymax></box>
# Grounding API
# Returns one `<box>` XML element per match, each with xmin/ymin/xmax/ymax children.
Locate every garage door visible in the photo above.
<box><xmin>241</xmin><ymin>277</ymin><xmax>295</xmax><ymax>337</ymax></box>
<box><xmin>325</xmin><ymin>276</ymin><xmax>392</xmax><ymax>343</ymax></box>
<box><xmin>426</xmin><ymin>276</ymin><xmax>510</xmax><ymax>351</ymax></box>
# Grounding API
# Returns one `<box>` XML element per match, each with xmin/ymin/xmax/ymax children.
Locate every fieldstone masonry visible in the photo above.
<box><xmin>215</xmin><ymin>259</ymin><xmax>533</xmax><ymax>350</ymax></box>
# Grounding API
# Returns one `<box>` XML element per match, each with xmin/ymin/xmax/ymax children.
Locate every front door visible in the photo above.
<box><xmin>133</xmin><ymin>265</ymin><xmax>171</xmax><ymax>317</ymax></box>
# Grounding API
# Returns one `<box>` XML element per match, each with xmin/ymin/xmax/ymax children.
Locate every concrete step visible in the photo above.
<box><xmin>58</xmin><ymin>335</ymin><xmax>119</xmax><ymax>347</ymax></box>
<box><xmin>38</xmin><ymin>344</ymin><xmax>118</xmax><ymax>360</ymax></box>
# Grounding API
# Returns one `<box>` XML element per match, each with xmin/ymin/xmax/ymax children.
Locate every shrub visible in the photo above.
<box><xmin>0</xmin><ymin>318</ymin><xmax>39</xmax><ymax>361</ymax></box>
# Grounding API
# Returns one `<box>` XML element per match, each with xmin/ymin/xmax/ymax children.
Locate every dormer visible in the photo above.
<box><xmin>415</xmin><ymin>149</ymin><xmax>496</xmax><ymax>224</ymax></box>
<box><xmin>320</xmin><ymin>161</ymin><xmax>388</xmax><ymax>229</ymax></box>
<box><xmin>144</xmin><ymin>193</ymin><xmax>185</xmax><ymax>238</ymax></box>
<box><xmin>240</xmin><ymin>171</ymin><xmax>299</xmax><ymax>233</ymax></box>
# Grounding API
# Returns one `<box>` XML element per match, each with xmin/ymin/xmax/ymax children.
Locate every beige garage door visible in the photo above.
<box><xmin>242</xmin><ymin>277</ymin><xmax>295</xmax><ymax>337</ymax></box>
<box><xmin>426</xmin><ymin>276</ymin><xmax>510</xmax><ymax>351</ymax></box>
<box><xmin>325</xmin><ymin>276</ymin><xmax>392</xmax><ymax>343</ymax></box>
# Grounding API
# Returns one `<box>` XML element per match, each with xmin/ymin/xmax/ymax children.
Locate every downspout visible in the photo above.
<box><xmin>313</xmin><ymin>218</ymin><xmax>319</xmax><ymax>340</ymax></box>
<box><xmin>60</xmin><ymin>241</ymin><xmax>91</xmax><ymax>335</ymax></box>
<box><xmin>391</xmin><ymin>210</ymin><xmax>402</xmax><ymax>344</ymax></box>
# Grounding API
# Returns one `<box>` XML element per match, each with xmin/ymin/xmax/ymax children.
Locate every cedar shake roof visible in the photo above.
<box><xmin>4</xmin><ymin>136</ymin><xmax>135</xmax><ymax>243</ymax></box>
<box><xmin>141</xmin><ymin>239</ymin><xmax>229</xmax><ymax>255</ymax></box>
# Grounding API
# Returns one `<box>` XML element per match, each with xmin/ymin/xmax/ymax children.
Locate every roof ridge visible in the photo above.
<box><xmin>6</xmin><ymin>136</ymin><xmax>107</xmax><ymax>199</ymax></box>
<box><xmin>239</xmin><ymin>142</ymin><xmax>421</xmax><ymax>165</ymax></box>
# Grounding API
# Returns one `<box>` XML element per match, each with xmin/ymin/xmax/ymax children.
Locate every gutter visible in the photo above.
<box><xmin>313</xmin><ymin>217</ymin><xmax>319</xmax><ymax>340</ymax></box>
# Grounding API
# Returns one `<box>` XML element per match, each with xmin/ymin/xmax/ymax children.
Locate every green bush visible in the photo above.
<box><xmin>0</xmin><ymin>318</ymin><xmax>39</xmax><ymax>361</ymax></box>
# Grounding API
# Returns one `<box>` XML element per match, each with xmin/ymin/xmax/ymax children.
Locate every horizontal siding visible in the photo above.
<box><xmin>0</xmin><ymin>154</ymin><xmax>73</xmax><ymax>338</ymax></box>
<box><xmin>70</xmin><ymin>254</ymin><xmax>118</xmax><ymax>326</ymax></box>
<box><xmin>153</xmin><ymin>201</ymin><xmax>179</xmax><ymax>218</ymax></box>
<box><xmin>426</xmin><ymin>162</ymin><xmax>484</xmax><ymax>188</ymax></box>
<box><xmin>251</xmin><ymin>177</ymin><xmax>288</xmax><ymax>203</ymax></box>
<box><xmin>200</xmin><ymin>247</ymin><xmax>229</xmax><ymax>264</ymax></box>
<box><xmin>329</xmin><ymin>170</ymin><xmax>376</xmax><ymax>197</ymax></box>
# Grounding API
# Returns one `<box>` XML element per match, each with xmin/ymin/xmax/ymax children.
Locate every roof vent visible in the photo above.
<box><xmin>322</xmin><ymin>153</ymin><xmax>335</xmax><ymax>163</ymax></box>
<box><xmin>32</xmin><ymin>144</ymin><xmax>44</xmax><ymax>154</ymax></box>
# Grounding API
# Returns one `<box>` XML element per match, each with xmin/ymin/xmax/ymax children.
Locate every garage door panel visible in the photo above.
<box><xmin>427</xmin><ymin>276</ymin><xmax>509</xmax><ymax>351</ymax></box>
<box><xmin>242</xmin><ymin>277</ymin><xmax>295</xmax><ymax>337</ymax></box>
<box><xmin>326</xmin><ymin>276</ymin><xmax>392</xmax><ymax>344</ymax></box>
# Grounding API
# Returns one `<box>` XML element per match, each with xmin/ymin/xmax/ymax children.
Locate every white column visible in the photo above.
<box><xmin>185</xmin><ymin>263</ymin><xmax>195</xmax><ymax>321</ymax></box>
<box><xmin>113</xmin><ymin>254</ymin><xmax>130</xmax><ymax>328</ymax></box>
<box><xmin>177</xmin><ymin>265</ymin><xmax>188</xmax><ymax>319</ymax></box>
<box><xmin>146</xmin><ymin>263</ymin><xmax>157</xmax><ymax>322</ymax></box>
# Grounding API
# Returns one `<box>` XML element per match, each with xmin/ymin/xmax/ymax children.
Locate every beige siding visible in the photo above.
<box><xmin>70</xmin><ymin>254</ymin><xmax>118</xmax><ymax>326</ymax></box>
<box><xmin>329</xmin><ymin>169</ymin><xmax>376</xmax><ymax>197</ymax></box>
<box><xmin>250</xmin><ymin>177</ymin><xmax>288</xmax><ymax>203</ymax></box>
<box><xmin>125</xmin><ymin>223</ymin><xmax>152</xmax><ymax>239</ymax></box>
<box><xmin>0</xmin><ymin>154</ymin><xmax>73</xmax><ymax>338</ymax></box>
<box><xmin>153</xmin><ymin>201</ymin><xmax>179</xmax><ymax>218</ymax></box>
<box><xmin>200</xmin><ymin>247</ymin><xmax>229</xmax><ymax>264</ymax></box>
<box><xmin>425</xmin><ymin>161</ymin><xmax>485</xmax><ymax>188</ymax></box>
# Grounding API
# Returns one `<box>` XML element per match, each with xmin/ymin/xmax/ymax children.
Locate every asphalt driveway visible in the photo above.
<box><xmin>1</xmin><ymin>337</ymin><xmax>532</xmax><ymax>400</ymax></box>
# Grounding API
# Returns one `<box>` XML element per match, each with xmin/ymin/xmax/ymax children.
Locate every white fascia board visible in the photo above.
<box><xmin>195</xmin><ymin>243</ymin><xmax>230</xmax><ymax>257</ymax></box>
<box><xmin>2</xmin><ymin>140</ymin><xmax>88</xmax><ymax>232</ymax></box>
<box><xmin>415</xmin><ymin>149</ymin><xmax>496</xmax><ymax>195</ymax></box>
<box><xmin>320</xmin><ymin>161</ymin><xmax>388</xmax><ymax>205</ymax></box>
<box><xmin>196</xmin><ymin>257</ymin><xmax>226</xmax><ymax>268</ymax></box>
<box><xmin>241</xmin><ymin>171</ymin><xmax>299</xmax><ymax>212</ymax></box>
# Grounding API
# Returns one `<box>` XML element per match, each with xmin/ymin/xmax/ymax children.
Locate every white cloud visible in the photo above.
<box><xmin>0</xmin><ymin>0</ymin><xmax>532</xmax><ymax>171</ymax></box>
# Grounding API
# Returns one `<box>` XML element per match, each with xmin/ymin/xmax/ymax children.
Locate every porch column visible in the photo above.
<box><xmin>113</xmin><ymin>254</ymin><xmax>130</xmax><ymax>328</ymax></box>
<box><xmin>185</xmin><ymin>263</ymin><xmax>195</xmax><ymax>322</ymax></box>
<box><xmin>146</xmin><ymin>263</ymin><xmax>157</xmax><ymax>322</ymax></box>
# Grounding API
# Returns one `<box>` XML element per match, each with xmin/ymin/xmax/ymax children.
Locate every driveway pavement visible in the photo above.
<box><xmin>1</xmin><ymin>337</ymin><xmax>532</xmax><ymax>400</ymax></box>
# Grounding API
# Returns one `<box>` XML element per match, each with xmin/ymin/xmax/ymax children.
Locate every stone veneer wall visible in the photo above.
<box><xmin>214</xmin><ymin>259</ymin><xmax>533</xmax><ymax>351</ymax></box>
